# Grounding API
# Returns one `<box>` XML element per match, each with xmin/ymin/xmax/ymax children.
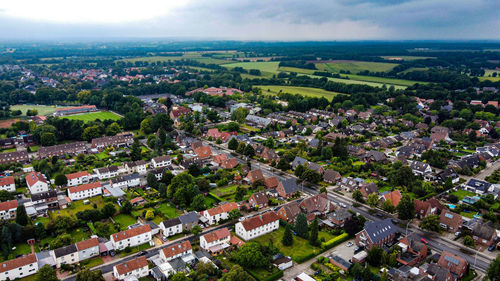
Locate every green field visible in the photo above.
<box><xmin>309</xmin><ymin>75</ymin><xmax>408</xmax><ymax>89</ymax></box>
<box><xmin>63</xmin><ymin>111</ymin><xmax>122</xmax><ymax>122</ymax></box>
<box><xmin>10</xmin><ymin>104</ymin><xmax>71</xmax><ymax>116</ymax></box>
<box><xmin>222</xmin><ymin>61</ymin><xmax>280</xmax><ymax>78</ymax></box>
<box><xmin>344</xmin><ymin>74</ymin><xmax>419</xmax><ymax>87</ymax></box>
<box><xmin>120</xmin><ymin>53</ymin><xmax>230</xmax><ymax>65</ymax></box>
<box><xmin>399</xmin><ymin>67</ymin><xmax>429</xmax><ymax>74</ymax></box>
<box><xmin>450</xmin><ymin>190</ymin><xmax>476</xmax><ymax>200</ymax></box>
<box><xmin>256</xmin><ymin>85</ymin><xmax>340</xmax><ymax>101</ymax></box>
<box><xmin>316</xmin><ymin>61</ymin><xmax>399</xmax><ymax>73</ymax></box>
<box><xmin>380</xmin><ymin>56</ymin><xmax>436</xmax><ymax>61</ymax></box>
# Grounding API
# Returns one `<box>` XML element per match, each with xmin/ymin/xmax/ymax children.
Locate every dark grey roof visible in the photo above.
<box><xmin>179</xmin><ymin>212</ymin><xmax>199</xmax><ymax>224</ymax></box>
<box><xmin>328</xmin><ymin>255</ymin><xmax>352</xmax><ymax>269</ymax></box>
<box><xmin>169</xmin><ymin>257</ymin><xmax>187</xmax><ymax>271</ymax></box>
<box><xmin>53</xmin><ymin>244</ymin><xmax>77</xmax><ymax>258</ymax></box>
<box><xmin>31</xmin><ymin>190</ymin><xmax>57</xmax><ymax>201</ymax></box>
<box><xmin>145</xmin><ymin>220</ymin><xmax>159</xmax><ymax>230</ymax></box>
<box><xmin>162</xmin><ymin>217</ymin><xmax>182</xmax><ymax>228</ymax></box>
<box><xmin>329</xmin><ymin>208</ymin><xmax>352</xmax><ymax>222</ymax></box>
<box><xmin>427</xmin><ymin>263</ymin><xmax>451</xmax><ymax>281</ymax></box>
<box><xmin>466</xmin><ymin>179</ymin><xmax>492</xmax><ymax>192</ymax></box>
<box><xmin>363</xmin><ymin>218</ymin><xmax>397</xmax><ymax>244</ymax></box>
<box><xmin>280</xmin><ymin>178</ymin><xmax>299</xmax><ymax>195</ymax></box>
<box><xmin>473</xmin><ymin>224</ymin><xmax>495</xmax><ymax>240</ymax></box>
<box><xmin>292</xmin><ymin>157</ymin><xmax>308</xmax><ymax>168</ymax></box>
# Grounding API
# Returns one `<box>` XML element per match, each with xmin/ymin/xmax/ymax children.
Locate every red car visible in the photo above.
<box><xmin>420</xmin><ymin>238</ymin><xmax>429</xmax><ymax>244</ymax></box>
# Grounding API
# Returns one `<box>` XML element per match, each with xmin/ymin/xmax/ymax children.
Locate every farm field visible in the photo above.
<box><xmin>0</xmin><ymin>118</ymin><xmax>20</xmax><ymax>128</ymax></box>
<box><xmin>11</xmin><ymin>104</ymin><xmax>71</xmax><ymax>116</ymax></box>
<box><xmin>278</xmin><ymin>66</ymin><xmax>316</xmax><ymax>74</ymax></box>
<box><xmin>316</xmin><ymin>60</ymin><xmax>398</xmax><ymax>73</ymax></box>
<box><xmin>255</xmin><ymin>85</ymin><xmax>340</xmax><ymax>101</ymax></box>
<box><xmin>399</xmin><ymin>67</ymin><xmax>429</xmax><ymax>74</ymax></box>
<box><xmin>222</xmin><ymin>61</ymin><xmax>280</xmax><ymax>77</ymax></box>
<box><xmin>308</xmin><ymin>74</ymin><xmax>407</xmax><ymax>90</ymax></box>
<box><xmin>380</xmin><ymin>56</ymin><xmax>436</xmax><ymax>61</ymax></box>
<box><xmin>344</xmin><ymin>74</ymin><xmax>419</xmax><ymax>87</ymax></box>
<box><xmin>119</xmin><ymin>54</ymin><xmax>230</xmax><ymax>65</ymax></box>
<box><xmin>63</xmin><ymin>111</ymin><xmax>122</xmax><ymax>122</ymax></box>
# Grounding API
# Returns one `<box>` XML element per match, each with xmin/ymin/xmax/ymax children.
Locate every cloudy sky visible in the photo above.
<box><xmin>0</xmin><ymin>0</ymin><xmax>499</xmax><ymax>40</ymax></box>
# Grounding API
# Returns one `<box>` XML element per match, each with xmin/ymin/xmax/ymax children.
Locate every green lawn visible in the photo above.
<box><xmin>460</xmin><ymin>212</ymin><xmax>475</xmax><ymax>219</ymax></box>
<box><xmin>450</xmin><ymin>190</ymin><xmax>476</xmax><ymax>200</ymax></box>
<box><xmin>119</xmin><ymin>243</ymin><xmax>151</xmax><ymax>257</ymax></box>
<box><xmin>10</xmin><ymin>104</ymin><xmax>71</xmax><ymax>116</ymax></box>
<box><xmin>69</xmin><ymin>228</ymin><xmax>90</xmax><ymax>243</ymax></box>
<box><xmin>256</xmin><ymin>85</ymin><xmax>340</xmax><ymax>101</ymax></box>
<box><xmin>80</xmin><ymin>256</ymin><xmax>104</xmax><ymax>268</ymax></box>
<box><xmin>251</xmin><ymin>227</ymin><xmax>335</xmax><ymax>262</ymax></box>
<box><xmin>157</xmin><ymin>202</ymin><xmax>181</xmax><ymax>219</ymax></box>
<box><xmin>114</xmin><ymin>214</ymin><xmax>138</xmax><ymax>230</ymax></box>
<box><xmin>316</xmin><ymin>61</ymin><xmax>398</xmax><ymax>73</ymax></box>
<box><xmin>51</xmin><ymin>197</ymin><xmax>118</xmax><ymax>218</ymax></box>
<box><xmin>63</xmin><ymin>111</ymin><xmax>122</xmax><ymax>123</ymax></box>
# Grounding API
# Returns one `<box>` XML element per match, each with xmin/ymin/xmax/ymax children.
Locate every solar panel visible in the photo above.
<box><xmin>444</xmin><ymin>255</ymin><xmax>459</xmax><ymax>265</ymax></box>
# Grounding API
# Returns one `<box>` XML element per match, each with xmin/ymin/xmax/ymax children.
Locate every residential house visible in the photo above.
<box><xmin>383</xmin><ymin>190</ymin><xmax>402</xmax><ymax>207</ymax></box>
<box><xmin>194</xmin><ymin>146</ymin><xmax>212</xmax><ymax>161</ymax></box>
<box><xmin>0</xmin><ymin>151</ymin><xmax>29</xmax><ymax>164</ymax></box>
<box><xmin>273</xmin><ymin>256</ymin><xmax>293</xmax><ymax>271</ymax></box>
<box><xmin>435</xmin><ymin>168</ymin><xmax>459</xmax><ymax>184</ymax></box>
<box><xmin>0</xmin><ymin>200</ymin><xmax>17</xmax><ymax>220</ymax></box>
<box><xmin>439</xmin><ymin>210</ymin><xmax>463</xmax><ymax>232</ymax></box>
<box><xmin>245</xmin><ymin>169</ymin><xmax>265</xmax><ymax>185</ymax></box>
<box><xmin>323</xmin><ymin>169</ymin><xmax>341</xmax><ymax>184</ymax></box>
<box><xmin>299</xmin><ymin>193</ymin><xmax>334</xmax><ymax>215</ymax></box>
<box><xmin>463</xmin><ymin>179</ymin><xmax>493</xmax><ymax>195</ymax></box>
<box><xmin>113</xmin><ymin>256</ymin><xmax>149</xmax><ymax>280</ymax></box>
<box><xmin>291</xmin><ymin>156</ymin><xmax>308</xmax><ymax>170</ymax></box>
<box><xmin>38</xmin><ymin>142</ymin><xmax>87</xmax><ymax>158</ymax></box>
<box><xmin>414</xmin><ymin>199</ymin><xmax>432</xmax><ymax>219</ymax></box>
<box><xmin>91</xmin><ymin>133</ymin><xmax>134</xmax><ymax>150</ymax></box>
<box><xmin>360</xmin><ymin>150</ymin><xmax>387</xmax><ymax>163</ymax></box>
<box><xmin>245</xmin><ymin>115</ymin><xmax>272</xmax><ymax>128</ymax></box>
<box><xmin>328</xmin><ymin>255</ymin><xmax>352</xmax><ymax>272</ymax></box>
<box><xmin>0</xmin><ymin>254</ymin><xmax>38</xmax><ymax>280</ymax></box>
<box><xmin>264</xmin><ymin>176</ymin><xmax>279</xmax><ymax>189</ymax></box>
<box><xmin>94</xmin><ymin>166</ymin><xmax>119</xmax><ymax>180</ymax></box>
<box><xmin>221</xmin><ymin>158</ymin><xmax>238</xmax><ymax>169</ymax></box>
<box><xmin>110</xmin><ymin>224</ymin><xmax>152</xmax><ymax>251</ymax></box>
<box><xmin>169</xmin><ymin>106</ymin><xmax>191</xmax><ymax>119</ymax></box>
<box><xmin>125</xmin><ymin>160</ymin><xmax>148</xmax><ymax>175</ymax></box>
<box><xmin>427</xmin><ymin>198</ymin><xmax>445</xmax><ymax>215</ymax></box>
<box><xmin>396</xmin><ymin>236</ymin><xmax>428</xmax><ymax>266</ymax></box>
<box><xmin>200</xmin><ymin>227</ymin><xmax>231</xmax><ymax>252</ymax></box>
<box><xmin>31</xmin><ymin>190</ymin><xmax>59</xmax><ymax>211</ymax></box>
<box><xmin>53</xmin><ymin>244</ymin><xmax>78</xmax><ymax>267</ymax></box>
<box><xmin>276</xmin><ymin>201</ymin><xmax>301</xmax><ymax>223</ymax></box>
<box><xmin>276</xmin><ymin>178</ymin><xmax>299</xmax><ymax>198</ymax></box>
<box><xmin>178</xmin><ymin>212</ymin><xmax>199</xmax><ymax>231</ymax></box>
<box><xmin>355</xmin><ymin>219</ymin><xmax>397</xmax><ymax>249</ymax></box>
<box><xmin>68</xmin><ymin>182</ymin><xmax>102</xmax><ymax>201</ymax></box>
<box><xmin>160</xmin><ymin>241</ymin><xmax>193</xmax><ymax>263</ymax></box>
<box><xmin>307</xmin><ymin>162</ymin><xmax>325</xmax><ymax>175</ymax></box>
<box><xmin>437</xmin><ymin>251</ymin><xmax>468</xmax><ymax>278</ymax></box>
<box><xmin>472</xmin><ymin>224</ymin><xmax>496</xmax><ymax>247</ymax></box>
<box><xmin>111</xmin><ymin>174</ymin><xmax>141</xmax><ymax>189</ymax></box>
<box><xmin>339</xmin><ymin>177</ymin><xmax>361</xmax><ymax>192</ymax></box>
<box><xmin>235</xmin><ymin>211</ymin><xmax>280</xmax><ymax>241</ymax></box>
<box><xmin>65</xmin><ymin>171</ymin><xmax>90</xmax><ymax>187</ymax></box>
<box><xmin>201</xmin><ymin>202</ymin><xmax>238</xmax><ymax>225</ymax></box>
<box><xmin>409</xmin><ymin>161</ymin><xmax>433</xmax><ymax>176</ymax></box>
<box><xmin>0</xmin><ymin>176</ymin><xmax>15</xmax><ymax>192</ymax></box>
<box><xmin>151</xmin><ymin>155</ymin><xmax>172</xmax><ymax>168</ymax></box>
<box><xmin>25</xmin><ymin>172</ymin><xmax>50</xmax><ymax>194</ymax></box>
<box><xmin>360</xmin><ymin>183</ymin><xmax>378</xmax><ymax>199</ymax></box>
<box><xmin>130</xmin><ymin>197</ymin><xmax>146</xmax><ymax>206</ymax></box>
<box><xmin>328</xmin><ymin>208</ymin><xmax>352</xmax><ymax>227</ymax></box>
<box><xmin>75</xmin><ymin>238</ymin><xmax>100</xmax><ymax>263</ymax></box>
<box><xmin>160</xmin><ymin>217</ymin><xmax>182</xmax><ymax>237</ymax></box>
<box><xmin>248</xmin><ymin>191</ymin><xmax>268</xmax><ymax>208</ymax></box>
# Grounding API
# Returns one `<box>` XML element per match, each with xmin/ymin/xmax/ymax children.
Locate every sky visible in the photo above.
<box><xmin>0</xmin><ymin>0</ymin><xmax>499</xmax><ymax>41</ymax></box>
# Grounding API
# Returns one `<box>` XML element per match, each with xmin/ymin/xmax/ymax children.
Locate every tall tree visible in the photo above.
<box><xmin>130</xmin><ymin>138</ymin><xmax>142</xmax><ymax>161</ymax></box>
<box><xmin>101</xmin><ymin>203</ymin><xmax>116</xmax><ymax>218</ymax></box>
<box><xmin>36</xmin><ymin>264</ymin><xmax>59</xmax><ymax>281</ymax></box>
<box><xmin>221</xmin><ymin>265</ymin><xmax>256</xmax><ymax>281</ymax></box>
<box><xmin>352</xmin><ymin>189</ymin><xmax>364</xmax><ymax>202</ymax></box>
<box><xmin>397</xmin><ymin>194</ymin><xmax>415</xmax><ymax>221</ymax></box>
<box><xmin>282</xmin><ymin>224</ymin><xmax>293</xmax><ymax>246</ymax></box>
<box><xmin>487</xmin><ymin>254</ymin><xmax>500</xmax><ymax>281</ymax></box>
<box><xmin>309</xmin><ymin>218</ymin><xmax>319</xmax><ymax>246</ymax></box>
<box><xmin>233</xmin><ymin>242</ymin><xmax>268</xmax><ymax>269</ymax></box>
<box><xmin>16</xmin><ymin>205</ymin><xmax>29</xmax><ymax>226</ymax></box>
<box><xmin>366</xmin><ymin>193</ymin><xmax>379</xmax><ymax>208</ymax></box>
<box><xmin>54</xmin><ymin>174</ymin><xmax>67</xmax><ymax>187</ymax></box>
<box><xmin>295</xmin><ymin>213</ymin><xmax>309</xmax><ymax>238</ymax></box>
<box><xmin>228</xmin><ymin>137</ymin><xmax>238</xmax><ymax>150</ymax></box>
<box><xmin>76</xmin><ymin>269</ymin><xmax>105</xmax><ymax>281</ymax></box>
<box><xmin>147</xmin><ymin>172</ymin><xmax>159</xmax><ymax>188</ymax></box>
<box><xmin>418</xmin><ymin>215</ymin><xmax>440</xmax><ymax>232</ymax></box>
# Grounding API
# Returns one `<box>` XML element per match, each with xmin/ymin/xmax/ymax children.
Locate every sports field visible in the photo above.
<box><xmin>10</xmin><ymin>104</ymin><xmax>71</xmax><ymax>116</ymax></box>
<box><xmin>255</xmin><ymin>85</ymin><xmax>340</xmax><ymax>101</ymax></box>
<box><xmin>63</xmin><ymin>111</ymin><xmax>122</xmax><ymax>122</ymax></box>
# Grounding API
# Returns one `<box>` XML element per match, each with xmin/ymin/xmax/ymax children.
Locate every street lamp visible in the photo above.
<box><xmin>405</xmin><ymin>219</ymin><xmax>413</xmax><ymax>237</ymax></box>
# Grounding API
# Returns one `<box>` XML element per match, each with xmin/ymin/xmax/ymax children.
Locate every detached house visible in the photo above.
<box><xmin>0</xmin><ymin>200</ymin><xmax>17</xmax><ymax>220</ymax></box>
<box><xmin>53</xmin><ymin>244</ymin><xmax>78</xmax><ymax>268</ymax></box>
<box><xmin>248</xmin><ymin>191</ymin><xmax>268</xmax><ymax>208</ymax></box>
<box><xmin>472</xmin><ymin>224</ymin><xmax>496</xmax><ymax>247</ymax></box>
<box><xmin>94</xmin><ymin>166</ymin><xmax>119</xmax><ymax>180</ymax></box>
<box><xmin>396</xmin><ymin>236</ymin><xmax>428</xmax><ymax>266</ymax></box>
<box><xmin>113</xmin><ymin>256</ymin><xmax>149</xmax><ymax>280</ymax></box>
<box><xmin>68</xmin><ymin>182</ymin><xmax>102</xmax><ymax>201</ymax></box>
<box><xmin>0</xmin><ymin>176</ymin><xmax>15</xmax><ymax>192</ymax></box>
<box><xmin>65</xmin><ymin>171</ymin><xmax>90</xmax><ymax>187</ymax></box>
<box><xmin>201</xmin><ymin>202</ymin><xmax>238</xmax><ymax>225</ymax></box>
<box><xmin>265</xmin><ymin>176</ymin><xmax>279</xmax><ymax>189</ymax></box>
<box><xmin>409</xmin><ymin>161</ymin><xmax>432</xmax><ymax>176</ymax></box>
<box><xmin>160</xmin><ymin>217</ymin><xmax>183</xmax><ymax>238</ymax></box>
<box><xmin>125</xmin><ymin>160</ymin><xmax>148</xmax><ymax>175</ymax></box>
<box><xmin>0</xmin><ymin>254</ymin><xmax>38</xmax><ymax>280</ymax></box>
<box><xmin>235</xmin><ymin>211</ymin><xmax>280</xmax><ymax>241</ymax></box>
<box><xmin>299</xmin><ymin>193</ymin><xmax>334</xmax><ymax>215</ymax></box>
<box><xmin>439</xmin><ymin>210</ymin><xmax>463</xmax><ymax>232</ymax></box>
<box><xmin>194</xmin><ymin>146</ymin><xmax>212</xmax><ymax>161</ymax></box>
<box><xmin>178</xmin><ymin>212</ymin><xmax>199</xmax><ymax>231</ymax></box>
<box><xmin>151</xmin><ymin>155</ymin><xmax>172</xmax><ymax>168</ymax></box>
<box><xmin>414</xmin><ymin>199</ymin><xmax>433</xmax><ymax>219</ymax></box>
<box><xmin>355</xmin><ymin>219</ymin><xmax>397</xmax><ymax>249</ymax></box>
<box><xmin>26</xmin><ymin>172</ymin><xmax>50</xmax><ymax>194</ymax></box>
<box><xmin>200</xmin><ymin>227</ymin><xmax>231</xmax><ymax>252</ymax></box>
<box><xmin>276</xmin><ymin>201</ymin><xmax>301</xmax><ymax>223</ymax></box>
<box><xmin>111</xmin><ymin>224</ymin><xmax>152</xmax><ymax>251</ymax></box>
<box><xmin>323</xmin><ymin>169</ymin><xmax>341</xmax><ymax>184</ymax></box>
<box><xmin>360</xmin><ymin>183</ymin><xmax>378</xmax><ymax>199</ymax></box>
<box><xmin>382</xmin><ymin>190</ymin><xmax>402</xmax><ymax>207</ymax></box>
<box><xmin>160</xmin><ymin>241</ymin><xmax>192</xmax><ymax>262</ymax></box>
<box><xmin>276</xmin><ymin>178</ymin><xmax>299</xmax><ymax>198</ymax></box>
<box><xmin>245</xmin><ymin>169</ymin><xmax>265</xmax><ymax>185</ymax></box>
<box><xmin>437</xmin><ymin>251</ymin><xmax>468</xmax><ymax>278</ymax></box>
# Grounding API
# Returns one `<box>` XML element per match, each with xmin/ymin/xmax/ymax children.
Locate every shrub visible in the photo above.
<box><xmin>321</xmin><ymin>233</ymin><xmax>349</xmax><ymax>250</ymax></box>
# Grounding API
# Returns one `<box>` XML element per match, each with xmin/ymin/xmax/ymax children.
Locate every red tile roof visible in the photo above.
<box><xmin>0</xmin><ymin>254</ymin><xmax>37</xmax><ymax>273</ymax></box>
<box><xmin>194</xmin><ymin>146</ymin><xmax>212</xmax><ymax>158</ymax></box>
<box><xmin>76</xmin><ymin>238</ymin><xmax>99</xmax><ymax>251</ymax></box>
<box><xmin>161</xmin><ymin>241</ymin><xmax>192</xmax><ymax>259</ymax></box>
<box><xmin>114</xmin><ymin>256</ymin><xmax>148</xmax><ymax>276</ymax></box>
<box><xmin>240</xmin><ymin>211</ymin><xmax>279</xmax><ymax>231</ymax></box>
<box><xmin>130</xmin><ymin>197</ymin><xmax>146</xmax><ymax>204</ymax></box>
<box><xmin>65</xmin><ymin>171</ymin><xmax>90</xmax><ymax>180</ymax></box>
<box><xmin>0</xmin><ymin>176</ymin><xmax>14</xmax><ymax>186</ymax></box>
<box><xmin>205</xmin><ymin>202</ymin><xmax>238</xmax><ymax>217</ymax></box>
<box><xmin>265</xmin><ymin>176</ymin><xmax>279</xmax><ymax>188</ymax></box>
<box><xmin>112</xmin><ymin>224</ymin><xmax>151</xmax><ymax>242</ymax></box>
<box><xmin>246</xmin><ymin>169</ymin><xmax>264</xmax><ymax>183</ymax></box>
<box><xmin>68</xmin><ymin>181</ymin><xmax>101</xmax><ymax>194</ymax></box>
<box><xmin>0</xmin><ymin>199</ymin><xmax>17</xmax><ymax>212</ymax></box>
<box><xmin>383</xmin><ymin>190</ymin><xmax>402</xmax><ymax>207</ymax></box>
<box><xmin>25</xmin><ymin>172</ymin><xmax>47</xmax><ymax>187</ymax></box>
<box><xmin>201</xmin><ymin>227</ymin><xmax>231</xmax><ymax>243</ymax></box>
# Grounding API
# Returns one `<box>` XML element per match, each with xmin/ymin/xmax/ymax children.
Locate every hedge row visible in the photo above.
<box><xmin>247</xmin><ymin>269</ymin><xmax>284</xmax><ymax>281</ymax></box>
<box><xmin>295</xmin><ymin>252</ymin><xmax>318</xmax><ymax>264</ymax></box>
<box><xmin>321</xmin><ymin>233</ymin><xmax>350</xmax><ymax>250</ymax></box>
<box><xmin>208</xmin><ymin>192</ymin><xmax>223</xmax><ymax>202</ymax></box>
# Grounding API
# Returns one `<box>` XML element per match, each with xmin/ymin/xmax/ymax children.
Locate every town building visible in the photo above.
<box><xmin>110</xmin><ymin>224</ymin><xmax>152</xmax><ymax>251</ymax></box>
<box><xmin>113</xmin><ymin>256</ymin><xmax>149</xmax><ymax>280</ymax></box>
<box><xmin>355</xmin><ymin>219</ymin><xmax>397</xmax><ymax>249</ymax></box>
<box><xmin>0</xmin><ymin>151</ymin><xmax>29</xmax><ymax>164</ymax></box>
<box><xmin>76</xmin><ymin>238</ymin><xmax>100</xmax><ymax>263</ymax></box>
<box><xmin>53</xmin><ymin>244</ymin><xmax>78</xmax><ymax>268</ymax></box>
<box><xmin>93</xmin><ymin>166</ymin><xmax>119</xmax><ymax>180</ymax></box>
<box><xmin>91</xmin><ymin>133</ymin><xmax>134</xmax><ymax>149</ymax></box>
<box><xmin>201</xmin><ymin>202</ymin><xmax>238</xmax><ymax>225</ymax></box>
<box><xmin>0</xmin><ymin>254</ymin><xmax>38</xmax><ymax>280</ymax></box>
<box><xmin>200</xmin><ymin>227</ymin><xmax>231</xmax><ymax>252</ymax></box>
<box><xmin>160</xmin><ymin>217</ymin><xmax>182</xmax><ymax>238</ymax></box>
<box><xmin>160</xmin><ymin>241</ymin><xmax>192</xmax><ymax>262</ymax></box>
<box><xmin>0</xmin><ymin>176</ymin><xmax>15</xmax><ymax>192</ymax></box>
<box><xmin>439</xmin><ymin>210</ymin><xmax>463</xmax><ymax>232</ymax></box>
<box><xmin>38</xmin><ymin>141</ymin><xmax>87</xmax><ymax>158</ymax></box>
<box><xmin>235</xmin><ymin>211</ymin><xmax>280</xmax><ymax>241</ymax></box>
<box><xmin>68</xmin><ymin>182</ymin><xmax>102</xmax><ymax>201</ymax></box>
<box><xmin>276</xmin><ymin>178</ymin><xmax>299</xmax><ymax>198</ymax></box>
<box><xmin>65</xmin><ymin>171</ymin><xmax>91</xmax><ymax>187</ymax></box>
<box><xmin>151</xmin><ymin>155</ymin><xmax>172</xmax><ymax>168</ymax></box>
<box><xmin>26</xmin><ymin>172</ymin><xmax>50</xmax><ymax>194</ymax></box>
<box><xmin>0</xmin><ymin>199</ymin><xmax>17</xmax><ymax>220</ymax></box>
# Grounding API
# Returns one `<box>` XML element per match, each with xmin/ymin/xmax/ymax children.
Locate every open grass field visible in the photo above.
<box><xmin>115</xmin><ymin>214</ymin><xmax>138</xmax><ymax>230</ymax></box>
<box><xmin>63</xmin><ymin>111</ymin><xmax>122</xmax><ymax>122</ymax></box>
<box><xmin>316</xmin><ymin>60</ymin><xmax>399</xmax><ymax>73</ymax></box>
<box><xmin>222</xmin><ymin>61</ymin><xmax>280</xmax><ymax>78</ymax></box>
<box><xmin>50</xmin><ymin>196</ymin><xmax>118</xmax><ymax>218</ymax></box>
<box><xmin>479</xmin><ymin>76</ymin><xmax>500</xmax><ymax>82</ymax></box>
<box><xmin>380</xmin><ymin>56</ymin><xmax>436</xmax><ymax>61</ymax></box>
<box><xmin>344</xmin><ymin>74</ymin><xmax>419</xmax><ymax>87</ymax></box>
<box><xmin>256</xmin><ymin>85</ymin><xmax>340</xmax><ymax>101</ymax></box>
<box><xmin>278</xmin><ymin>66</ymin><xmax>317</xmax><ymax>74</ymax></box>
<box><xmin>450</xmin><ymin>190</ymin><xmax>476</xmax><ymax>200</ymax></box>
<box><xmin>251</xmin><ymin>227</ymin><xmax>336</xmax><ymax>262</ymax></box>
<box><xmin>307</xmin><ymin>74</ymin><xmax>408</xmax><ymax>90</ymax></box>
<box><xmin>11</xmin><ymin>104</ymin><xmax>70</xmax><ymax>116</ymax></box>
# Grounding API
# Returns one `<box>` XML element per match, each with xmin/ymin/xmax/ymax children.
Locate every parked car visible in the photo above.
<box><xmin>489</xmin><ymin>245</ymin><xmax>496</xmax><ymax>252</ymax></box>
<box><xmin>138</xmin><ymin>251</ymin><xmax>148</xmax><ymax>256</ymax></box>
<box><xmin>391</xmin><ymin>219</ymin><xmax>399</xmax><ymax>224</ymax></box>
<box><xmin>346</xmin><ymin>242</ymin><xmax>353</xmax><ymax>247</ymax></box>
<box><xmin>420</xmin><ymin>238</ymin><xmax>429</xmax><ymax>244</ymax></box>
<box><xmin>354</xmin><ymin>246</ymin><xmax>364</xmax><ymax>254</ymax></box>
